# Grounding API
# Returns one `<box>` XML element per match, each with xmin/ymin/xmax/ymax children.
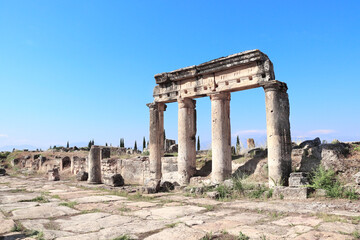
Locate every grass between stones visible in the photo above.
<box><xmin>19</xmin><ymin>195</ymin><xmax>50</xmax><ymax>203</ymax></box>
<box><xmin>11</xmin><ymin>220</ymin><xmax>45</xmax><ymax>240</ymax></box>
<box><xmin>59</xmin><ymin>201</ymin><xmax>78</xmax><ymax>208</ymax></box>
<box><xmin>112</xmin><ymin>235</ymin><xmax>133</xmax><ymax>240</ymax></box>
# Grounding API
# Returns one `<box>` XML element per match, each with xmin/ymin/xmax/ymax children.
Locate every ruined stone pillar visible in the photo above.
<box><xmin>210</xmin><ymin>92</ymin><xmax>231</xmax><ymax>183</ymax></box>
<box><xmin>147</xmin><ymin>102</ymin><xmax>166</xmax><ymax>180</ymax></box>
<box><xmin>177</xmin><ymin>98</ymin><xmax>197</xmax><ymax>185</ymax></box>
<box><xmin>88</xmin><ymin>145</ymin><xmax>102</xmax><ymax>184</ymax></box>
<box><xmin>262</xmin><ymin>80</ymin><xmax>292</xmax><ymax>187</ymax></box>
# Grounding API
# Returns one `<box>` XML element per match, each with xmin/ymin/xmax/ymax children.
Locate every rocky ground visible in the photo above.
<box><xmin>1</xmin><ymin>175</ymin><xmax>360</xmax><ymax>240</ymax></box>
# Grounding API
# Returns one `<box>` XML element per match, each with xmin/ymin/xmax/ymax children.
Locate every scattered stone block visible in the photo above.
<box><xmin>103</xmin><ymin>174</ymin><xmax>124</xmax><ymax>187</ymax></box>
<box><xmin>354</xmin><ymin>172</ymin><xmax>360</xmax><ymax>185</ymax></box>
<box><xmin>206</xmin><ymin>191</ymin><xmax>219</xmax><ymax>199</ymax></box>
<box><xmin>223</xmin><ymin>179</ymin><xmax>234</xmax><ymax>189</ymax></box>
<box><xmin>247</xmin><ymin>138</ymin><xmax>255</xmax><ymax>149</ymax></box>
<box><xmin>76</xmin><ymin>171</ymin><xmax>88</xmax><ymax>181</ymax></box>
<box><xmin>314</xmin><ymin>189</ymin><xmax>327</xmax><ymax>197</ymax></box>
<box><xmin>48</xmin><ymin>168</ymin><xmax>60</xmax><ymax>181</ymax></box>
<box><xmin>0</xmin><ymin>168</ymin><xmax>6</xmax><ymax>176</ymax></box>
<box><xmin>160</xmin><ymin>181</ymin><xmax>175</xmax><ymax>191</ymax></box>
<box><xmin>289</xmin><ymin>172</ymin><xmax>309</xmax><ymax>187</ymax></box>
<box><xmin>142</xmin><ymin>179</ymin><xmax>160</xmax><ymax>194</ymax></box>
<box><xmin>273</xmin><ymin>186</ymin><xmax>308</xmax><ymax>200</ymax></box>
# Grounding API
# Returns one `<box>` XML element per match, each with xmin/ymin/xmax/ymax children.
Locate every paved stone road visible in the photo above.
<box><xmin>1</xmin><ymin>175</ymin><xmax>360</xmax><ymax>240</ymax></box>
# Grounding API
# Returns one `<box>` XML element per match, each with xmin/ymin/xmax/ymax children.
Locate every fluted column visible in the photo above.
<box><xmin>177</xmin><ymin>98</ymin><xmax>197</xmax><ymax>185</ymax></box>
<box><xmin>88</xmin><ymin>145</ymin><xmax>102</xmax><ymax>184</ymax></box>
<box><xmin>147</xmin><ymin>102</ymin><xmax>166</xmax><ymax>180</ymax></box>
<box><xmin>262</xmin><ymin>80</ymin><xmax>292</xmax><ymax>187</ymax></box>
<box><xmin>210</xmin><ymin>92</ymin><xmax>231</xmax><ymax>183</ymax></box>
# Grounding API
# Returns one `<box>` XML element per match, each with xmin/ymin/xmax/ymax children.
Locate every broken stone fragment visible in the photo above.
<box><xmin>273</xmin><ymin>186</ymin><xmax>308</xmax><ymax>200</ymax></box>
<box><xmin>76</xmin><ymin>171</ymin><xmax>88</xmax><ymax>181</ymax></box>
<box><xmin>103</xmin><ymin>174</ymin><xmax>124</xmax><ymax>187</ymax></box>
<box><xmin>289</xmin><ymin>172</ymin><xmax>309</xmax><ymax>187</ymax></box>
<box><xmin>48</xmin><ymin>168</ymin><xmax>60</xmax><ymax>181</ymax></box>
<box><xmin>354</xmin><ymin>172</ymin><xmax>360</xmax><ymax>185</ymax></box>
<box><xmin>142</xmin><ymin>179</ymin><xmax>160</xmax><ymax>194</ymax></box>
<box><xmin>206</xmin><ymin>191</ymin><xmax>219</xmax><ymax>199</ymax></box>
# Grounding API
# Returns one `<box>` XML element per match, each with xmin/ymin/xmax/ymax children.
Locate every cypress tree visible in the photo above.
<box><xmin>66</xmin><ymin>141</ymin><xmax>69</xmax><ymax>148</ymax></box>
<box><xmin>163</xmin><ymin>130</ymin><xmax>166</xmax><ymax>141</ymax></box>
<box><xmin>197</xmin><ymin>136</ymin><xmax>200</xmax><ymax>151</ymax></box>
<box><xmin>134</xmin><ymin>141</ymin><xmax>137</xmax><ymax>151</ymax></box>
<box><xmin>105</xmin><ymin>143</ymin><xmax>108</xmax><ymax>146</ymax></box>
<box><xmin>236</xmin><ymin>135</ymin><xmax>241</xmax><ymax>155</ymax></box>
<box><xmin>143</xmin><ymin>137</ymin><xmax>146</xmax><ymax>150</ymax></box>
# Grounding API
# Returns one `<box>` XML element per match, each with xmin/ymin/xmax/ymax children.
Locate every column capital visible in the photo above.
<box><xmin>177</xmin><ymin>97</ymin><xmax>196</xmax><ymax>109</ymax></box>
<box><xmin>146</xmin><ymin>102</ymin><xmax>167</xmax><ymax>111</ymax></box>
<box><xmin>261</xmin><ymin>80</ymin><xmax>288</xmax><ymax>93</ymax></box>
<box><xmin>208</xmin><ymin>92</ymin><xmax>231</xmax><ymax>101</ymax></box>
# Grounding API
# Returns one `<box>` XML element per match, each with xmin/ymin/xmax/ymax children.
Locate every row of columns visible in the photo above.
<box><xmin>147</xmin><ymin>80</ymin><xmax>292</xmax><ymax>187</ymax></box>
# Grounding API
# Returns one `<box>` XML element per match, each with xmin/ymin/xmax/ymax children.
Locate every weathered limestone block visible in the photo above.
<box><xmin>101</xmin><ymin>147</ymin><xmax>111</xmax><ymax>159</ymax></box>
<box><xmin>142</xmin><ymin>179</ymin><xmax>160</xmax><ymax>194</ymax></box>
<box><xmin>161</xmin><ymin>157</ymin><xmax>179</xmax><ymax>184</ymax></box>
<box><xmin>289</xmin><ymin>172</ymin><xmax>309</xmax><ymax>187</ymax></box>
<box><xmin>355</xmin><ymin>172</ymin><xmax>360</xmax><ymax>185</ymax></box>
<box><xmin>48</xmin><ymin>168</ymin><xmax>60</xmax><ymax>181</ymax></box>
<box><xmin>76</xmin><ymin>171</ymin><xmax>88</xmax><ymax>181</ymax></box>
<box><xmin>103</xmin><ymin>174</ymin><xmax>124</xmax><ymax>187</ymax></box>
<box><xmin>210</xmin><ymin>92</ymin><xmax>232</xmax><ymax>183</ymax></box>
<box><xmin>321</xmin><ymin>143</ymin><xmax>349</xmax><ymax>173</ymax></box>
<box><xmin>262</xmin><ymin>81</ymin><xmax>292</xmax><ymax>187</ymax></box>
<box><xmin>177</xmin><ymin>98</ymin><xmax>197</xmax><ymax>185</ymax></box>
<box><xmin>164</xmin><ymin>139</ymin><xmax>176</xmax><ymax>152</ymax></box>
<box><xmin>119</xmin><ymin>156</ymin><xmax>150</xmax><ymax>185</ymax></box>
<box><xmin>273</xmin><ymin>186</ymin><xmax>308</xmax><ymax>200</ymax></box>
<box><xmin>168</xmin><ymin>144</ymin><xmax>178</xmax><ymax>153</ymax></box>
<box><xmin>247</xmin><ymin>138</ymin><xmax>255</xmax><ymax>149</ymax></box>
<box><xmin>297</xmin><ymin>137</ymin><xmax>321</xmax><ymax>149</ymax></box>
<box><xmin>88</xmin><ymin>145</ymin><xmax>102</xmax><ymax>184</ymax></box>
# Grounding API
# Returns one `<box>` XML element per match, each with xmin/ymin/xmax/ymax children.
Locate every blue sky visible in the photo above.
<box><xmin>0</xmin><ymin>0</ymin><xmax>359</xmax><ymax>151</ymax></box>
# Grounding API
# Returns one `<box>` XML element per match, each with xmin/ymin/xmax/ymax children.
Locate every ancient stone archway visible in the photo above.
<box><xmin>147</xmin><ymin>50</ymin><xmax>292</xmax><ymax>187</ymax></box>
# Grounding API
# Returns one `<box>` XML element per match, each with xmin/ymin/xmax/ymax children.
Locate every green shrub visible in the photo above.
<box><xmin>238</xmin><ymin>231</ymin><xmax>250</xmax><ymax>240</ymax></box>
<box><xmin>216</xmin><ymin>184</ymin><xmax>231</xmax><ymax>199</ymax></box>
<box><xmin>309</xmin><ymin>166</ymin><xmax>359</xmax><ymax>199</ymax></box>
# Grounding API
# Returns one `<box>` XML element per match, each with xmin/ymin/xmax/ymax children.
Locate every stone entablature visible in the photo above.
<box><xmin>148</xmin><ymin>49</ymin><xmax>291</xmax><ymax>187</ymax></box>
<box><xmin>153</xmin><ymin>49</ymin><xmax>274</xmax><ymax>103</ymax></box>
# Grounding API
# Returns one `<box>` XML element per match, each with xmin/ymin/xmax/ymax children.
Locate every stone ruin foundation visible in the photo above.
<box><xmin>147</xmin><ymin>49</ymin><xmax>292</xmax><ymax>187</ymax></box>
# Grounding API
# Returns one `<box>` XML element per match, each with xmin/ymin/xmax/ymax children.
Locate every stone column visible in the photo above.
<box><xmin>210</xmin><ymin>92</ymin><xmax>231</xmax><ymax>183</ymax></box>
<box><xmin>147</xmin><ymin>102</ymin><xmax>166</xmax><ymax>180</ymax></box>
<box><xmin>88</xmin><ymin>145</ymin><xmax>102</xmax><ymax>184</ymax></box>
<box><xmin>177</xmin><ymin>98</ymin><xmax>197</xmax><ymax>185</ymax></box>
<box><xmin>262</xmin><ymin>80</ymin><xmax>292</xmax><ymax>187</ymax></box>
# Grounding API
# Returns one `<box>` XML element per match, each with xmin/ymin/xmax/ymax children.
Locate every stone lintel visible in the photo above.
<box><xmin>153</xmin><ymin>49</ymin><xmax>275</xmax><ymax>103</ymax></box>
<box><xmin>154</xmin><ymin>49</ymin><xmax>273</xmax><ymax>83</ymax></box>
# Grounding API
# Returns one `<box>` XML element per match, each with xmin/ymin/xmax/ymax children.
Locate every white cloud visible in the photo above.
<box><xmin>308</xmin><ymin>129</ymin><xmax>335</xmax><ymax>135</ymax></box>
<box><xmin>0</xmin><ymin>134</ymin><xmax>8</xmax><ymax>138</ymax></box>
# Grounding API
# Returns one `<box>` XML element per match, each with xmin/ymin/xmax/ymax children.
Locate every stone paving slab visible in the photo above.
<box><xmin>12</xmin><ymin>204</ymin><xmax>79</xmax><ymax>220</ymax></box>
<box><xmin>144</xmin><ymin>223</ymin><xmax>206</xmax><ymax>240</ymax></box>
<box><xmin>69</xmin><ymin>195</ymin><xmax>127</xmax><ymax>203</ymax></box>
<box><xmin>54</xmin><ymin>212</ymin><xmax>133</xmax><ymax>233</ymax></box>
<box><xmin>132</xmin><ymin>205</ymin><xmax>206</xmax><ymax>220</ymax></box>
